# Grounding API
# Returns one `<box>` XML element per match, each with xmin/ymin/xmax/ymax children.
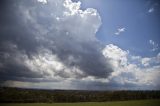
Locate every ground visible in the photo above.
<box><xmin>1</xmin><ymin>99</ymin><xmax>160</xmax><ymax>106</ymax></box>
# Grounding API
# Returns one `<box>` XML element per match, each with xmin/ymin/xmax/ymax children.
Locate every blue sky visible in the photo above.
<box><xmin>79</xmin><ymin>0</ymin><xmax>160</xmax><ymax>57</ymax></box>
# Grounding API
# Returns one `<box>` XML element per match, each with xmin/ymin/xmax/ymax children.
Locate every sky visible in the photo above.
<box><xmin>0</xmin><ymin>0</ymin><xmax>160</xmax><ymax>90</ymax></box>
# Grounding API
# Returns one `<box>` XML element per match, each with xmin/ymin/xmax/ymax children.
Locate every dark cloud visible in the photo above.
<box><xmin>0</xmin><ymin>0</ymin><xmax>113</xmax><ymax>87</ymax></box>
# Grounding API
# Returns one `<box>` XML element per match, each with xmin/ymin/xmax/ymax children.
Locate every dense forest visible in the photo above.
<box><xmin>0</xmin><ymin>87</ymin><xmax>160</xmax><ymax>103</ymax></box>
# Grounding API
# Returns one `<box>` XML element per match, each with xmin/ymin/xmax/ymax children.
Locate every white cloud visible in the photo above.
<box><xmin>149</xmin><ymin>40</ymin><xmax>155</xmax><ymax>45</ymax></box>
<box><xmin>63</xmin><ymin>0</ymin><xmax>81</xmax><ymax>16</ymax></box>
<box><xmin>141</xmin><ymin>58</ymin><xmax>151</xmax><ymax>67</ymax></box>
<box><xmin>37</xmin><ymin>0</ymin><xmax>47</xmax><ymax>4</ymax></box>
<box><xmin>102</xmin><ymin>44</ymin><xmax>160</xmax><ymax>89</ymax></box>
<box><xmin>102</xmin><ymin>44</ymin><xmax>128</xmax><ymax>68</ymax></box>
<box><xmin>115</xmin><ymin>27</ymin><xmax>126</xmax><ymax>35</ymax></box>
<box><xmin>148</xmin><ymin>8</ymin><xmax>154</xmax><ymax>13</ymax></box>
<box><xmin>24</xmin><ymin>48</ymin><xmax>86</xmax><ymax>79</ymax></box>
<box><xmin>149</xmin><ymin>40</ymin><xmax>159</xmax><ymax>51</ymax></box>
<box><xmin>148</xmin><ymin>3</ymin><xmax>159</xmax><ymax>13</ymax></box>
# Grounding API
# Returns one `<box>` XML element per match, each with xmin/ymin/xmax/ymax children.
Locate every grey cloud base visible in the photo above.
<box><xmin>0</xmin><ymin>0</ymin><xmax>113</xmax><ymax>88</ymax></box>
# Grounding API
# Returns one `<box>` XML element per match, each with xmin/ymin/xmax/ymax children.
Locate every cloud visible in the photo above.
<box><xmin>0</xmin><ymin>0</ymin><xmax>159</xmax><ymax>90</ymax></box>
<box><xmin>149</xmin><ymin>40</ymin><xmax>159</xmax><ymax>51</ymax></box>
<box><xmin>141</xmin><ymin>58</ymin><xmax>151</xmax><ymax>67</ymax></box>
<box><xmin>115</xmin><ymin>27</ymin><xmax>126</xmax><ymax>35</ymax></box>
<box><xmin>148</xmin><ymin>7</ymin><xmax>154</xmax><ymax>13</ymax></box>
<box><xmin>0</xmin><ymin>0</ymin><xmax>113</xmax><ymax>89</ymax></box>
<box><xmin>102</xmin><ymin>44</ymin><xmax>160</xmax><ymax>90</ymax></box>
<box><xmin>149</xmin><ymin>40</ymin><xmax>155</xmax><ymax>45</ymax></box>
<box><xmin>37</xmin><ymin>0</ymin><xmax>47</xmax><ymax>4</ymax></box>
<box><xmin>148</xmin><ymin>2</ymin><xmax>159</xmax><ymax>13</ymax></box>
<box><xmin>102</xmin><ymin>44</ymin><xmax>128</xmax><ymax>69</ymax></box>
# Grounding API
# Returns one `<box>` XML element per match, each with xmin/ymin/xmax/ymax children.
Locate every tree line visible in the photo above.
<box><xmin>0</xmin><ymin>87</ymin><xmax>160</xmax><ymax>103</ymax></box>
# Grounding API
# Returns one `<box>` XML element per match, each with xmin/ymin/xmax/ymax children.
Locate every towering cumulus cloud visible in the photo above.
<box><xmin>0</xmin><ymin>0</ymin><xmax>113</xmax><ymax>89</ymax></box>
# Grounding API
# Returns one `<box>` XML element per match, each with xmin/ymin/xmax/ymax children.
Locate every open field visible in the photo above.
<box><xmin>1</xmin><ymin>99</ymin><xmax>160</xmax><ymax>106</ymax></box>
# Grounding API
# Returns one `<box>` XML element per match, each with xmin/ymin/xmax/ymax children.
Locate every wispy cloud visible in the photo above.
<box><xmin>37</xmin><ymin>0</ymin><xmax>47</xmax><ymax>4</ymax></box>
<box><xmin>149</xmin><ymin>40</ymin><xmax>159</xmax><ymax>51</ymax></box>
<box><xmin>148</xmin><ymin>7</ymin><xmax>154</xmax><ymax>13</ymax></box>
<box><xmin>148</xmin><ymin>3</ymin><xmax>159</xmax><ymax>13</ymax></box>
<box><xmin>115</xmin><ymin>27</ymin><xmax>126</xmax><ymax>35</ymax></box>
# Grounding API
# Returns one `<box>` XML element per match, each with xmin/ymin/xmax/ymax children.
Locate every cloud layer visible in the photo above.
<box><xmin>0</xmin><ymin>0</ymin><xmax>160</xmax><ymax>90</ymax></box>
<box><xmin>102</xmin><ymin>44</ymin><xmax>160</xmax><ymax>90</ymax></box>
<box><xmin>0</xmin><ymin>0</ymin><xmax>113</xmax><ymax>88</ymax></box>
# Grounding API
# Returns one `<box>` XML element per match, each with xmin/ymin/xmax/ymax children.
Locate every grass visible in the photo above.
<box><xmin>1</xmin><ymin>99</ymin><xmax>160</xmax><ymax>106</ymax></box>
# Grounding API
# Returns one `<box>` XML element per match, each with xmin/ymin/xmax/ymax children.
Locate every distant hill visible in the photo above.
<box><xmin>0</xmin><ymin>87</ymin><xmax>160</xmax><ymax>103</ymax></box>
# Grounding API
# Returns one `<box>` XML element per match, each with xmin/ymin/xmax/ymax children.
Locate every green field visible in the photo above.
<box><xmin>1</xmin><ymin>99</ymin><xmax>160</xmax><ymax>106</ymax></box>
